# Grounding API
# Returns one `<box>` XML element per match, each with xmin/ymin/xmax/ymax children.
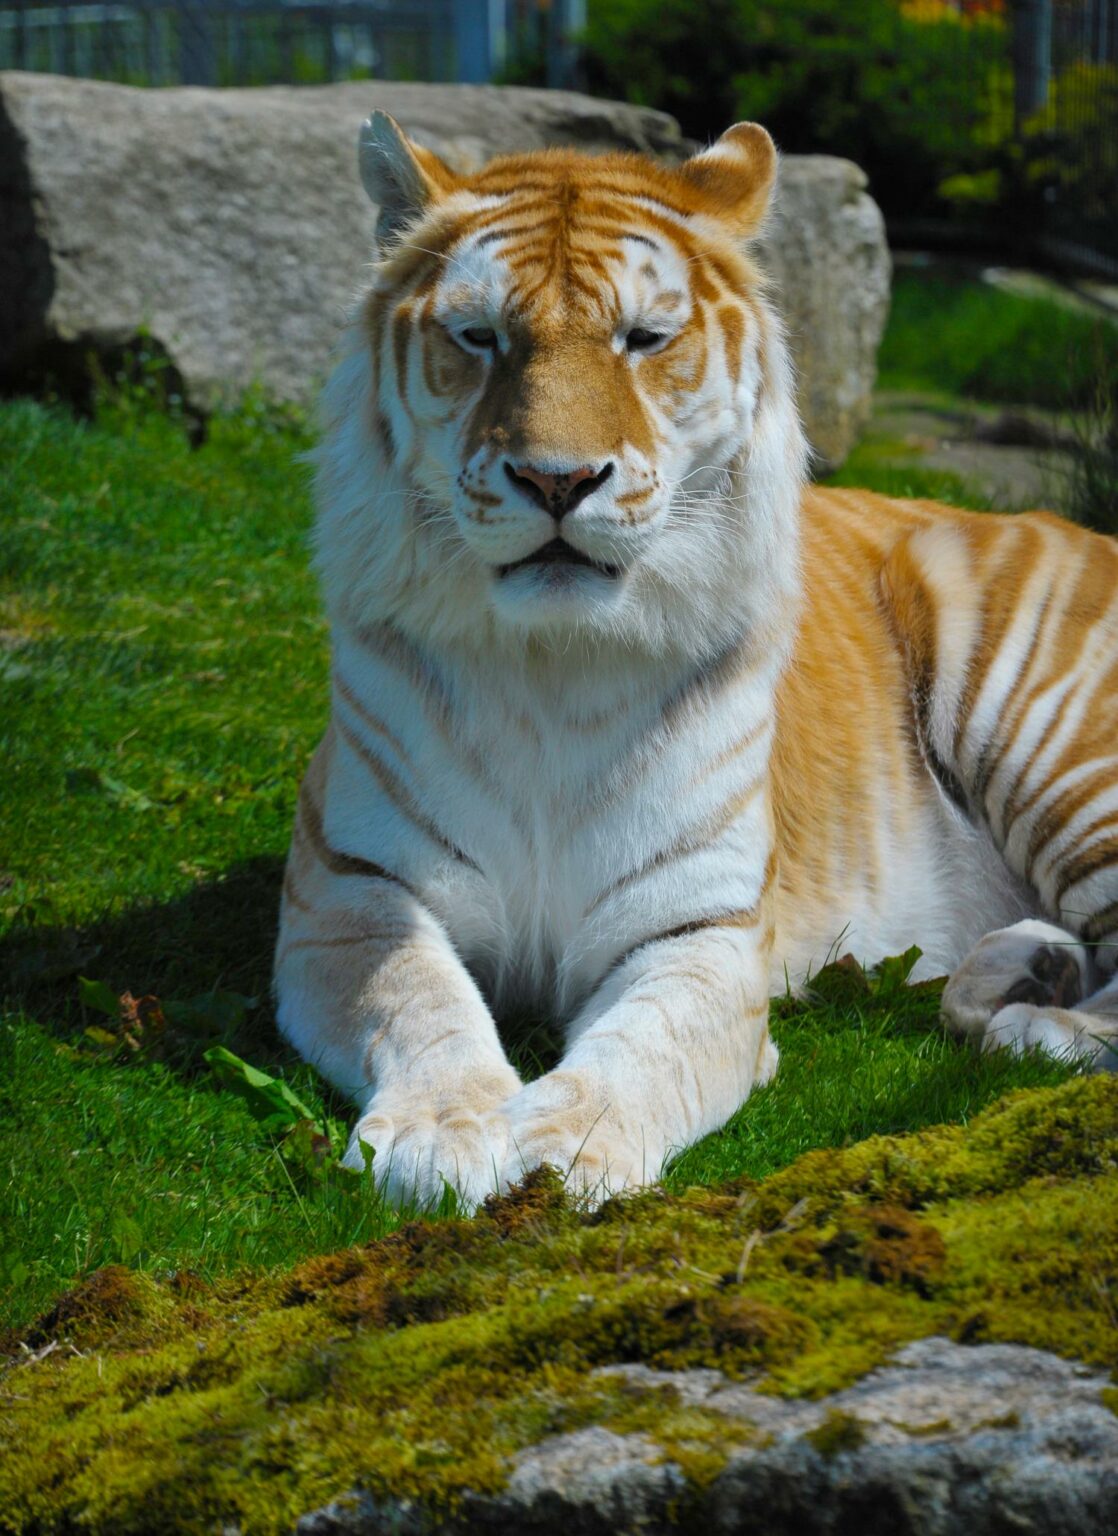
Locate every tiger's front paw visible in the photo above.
<box><xmin>498</xmin><ymin>1074</ymin><xmax>661</xmax><ymax>1198</ymax></box>
<box><xmin>342</xmin><ymin>1083</ymin><xmax>516</xmax><ymax>1208</ymax></box>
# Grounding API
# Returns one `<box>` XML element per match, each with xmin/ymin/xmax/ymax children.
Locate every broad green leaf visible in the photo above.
<box><xmin>804</xmin><ymin>953</ymin><xmax>870</xmax><ymax>1006</ymax></box>
<box><xmin>869</xmin><ymin>945</ymin><xmax>924</xmax><ymax>996</ymax></box>
<box><xmin>111</xmin><ymin>1212</ymin><xmax>143</xmax><ymax>1264</ymax></box>
<box><xmin>78</xmin><ymin>976</ymin><xmax>119</xmax><ymax>1018</ymax></box>
<box><xmin>65</xmin><ymin>767</ymin><xmax>155</xmax><ymax>811</ymax></box>
<box><xmin>83</xmin><ymin>1025</ymin><xmax>121</xmax><ymax>1050</ymax></box>
<box><xmin>281</xmin><ymin>1118</ymin><xmax>336</xmax><ymax>1177</ymax></box>
<box><xmin>0</xmin><ymin>1254</ymin><xmax>29</xmax><ymax>1291</ymax></box>
<box><xmin>203</xmin><ymin>1045</ymin><xmax>315</xmax><ymax>1133</ymax></box>
<box><xmin>323</xmin><ymin>1116</ymin><xmax>349</xmax><ymax>1159</ymax></box>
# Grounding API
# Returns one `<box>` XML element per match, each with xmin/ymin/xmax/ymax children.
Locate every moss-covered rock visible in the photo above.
<box><xmin>2</xmin><ymin>1077</ymin><xmax>1117</xmax><ymax>1534</ymax></box>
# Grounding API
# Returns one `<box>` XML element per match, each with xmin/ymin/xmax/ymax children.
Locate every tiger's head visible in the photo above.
<box><xmin>316</xmin><ymin>114</ymin><xmax>806</xmax><ymax>657</ymax></box>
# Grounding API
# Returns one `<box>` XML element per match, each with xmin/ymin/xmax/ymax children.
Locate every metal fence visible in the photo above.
<box><xmin>0</xmin><ymin>0</ymin><xmax>1113</xmax><ymax>273</ymax></box>
<box><xmin>0</xmin><ymin>0</ymin><xmax>586</xmax><ymax>86</ymax></box>
<box><xmin>845</xmin><ymin>0</ymin><xmax>1118</xmax><ymax>277</ymax></box>
<box><xmin>1022</xmin><ymin>0</ymin><xmax>1118</xmax><ymax>275</ymax></box>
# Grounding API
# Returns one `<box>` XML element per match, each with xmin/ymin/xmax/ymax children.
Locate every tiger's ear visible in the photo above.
<box><xmin>677</xmin><ymin>123</ymin><xmax>777</xmax><ymax>237</ymax></box>
<box><xmin>358</xmin><ymin>111</ymin><xmax>459</xmax><ymax>245</ymax></box>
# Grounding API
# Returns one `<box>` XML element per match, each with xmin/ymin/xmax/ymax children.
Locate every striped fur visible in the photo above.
<box><xmin>275</xmin><ymin>116</ymin><xmax>1118</xmax><ymax>1203</ymax></box>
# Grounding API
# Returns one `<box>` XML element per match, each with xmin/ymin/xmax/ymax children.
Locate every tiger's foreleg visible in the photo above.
<box><xmin>275</xmin><ymin>797</ymin><xmax>520</xmax><ymax>1205</ymax></box>
<box><xmin>498</xmin><ymin>921</ymin><xmax>776</xmax><ymax>1195</ymax></box>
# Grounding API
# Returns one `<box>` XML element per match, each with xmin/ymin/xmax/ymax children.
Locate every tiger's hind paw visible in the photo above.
<box><xmin>942</xmin><ymin>919</ymin><xmax>1094</xmax><ymax>1042</ymax></box>
<box><xmin>982</xmin><ymin>1001</ymin><xmax>1118</xmax><ymax>1073</ymax></box>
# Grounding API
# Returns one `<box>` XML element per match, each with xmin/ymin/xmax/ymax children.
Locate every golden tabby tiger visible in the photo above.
<box><xmin>275</xmin><ymin>114</ymin><xmax>1118</xmax><ymax>1203</ymax></box>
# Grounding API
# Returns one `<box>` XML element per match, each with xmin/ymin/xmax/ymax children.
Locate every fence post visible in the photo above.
<box><xmin>455</xmin><ymin>0</ymin><xmax>504</xmax><ymax>83</ymax></box>
<box><xmin>13</xmin><ymin>0</ymin><xmax>24</xmax><ymax>70</ymax></box>
<box><xmin>1012</xmin><ymin>0</ymin><xmax>1052</xmax><ymax>127</ymax></box>
<box><xmin>178</xmin><ymin>0</ymin><xmax>216</xmax><ymax>85</ymax></box>
<box><xmin>547</xmin><ymin>0</ymin><xmax>586</xmax><ymax>90</ymax></box>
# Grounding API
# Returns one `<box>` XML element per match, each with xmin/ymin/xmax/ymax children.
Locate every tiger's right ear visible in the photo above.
<box><xmin>358</xmin><ymin>111</ymin><xmax>458</xmax><ymax>245</ymax></box>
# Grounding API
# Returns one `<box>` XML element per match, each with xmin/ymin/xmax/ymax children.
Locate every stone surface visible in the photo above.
<box><xmin>0</xmin><ymin>72</ymin><xmax>683</xmax><ymax>414</ymax></box>
<box><xmin>298</xmin><ymin>1339</ymin><xmax>1118</xmax><ymax>1534</ymax></box>
<box><xmin>865</xmin><ymin>390</ymin><xmax>1074</xmax><ymax>511</ymax></box>
<box><xmin>757</xmin><ymin>156</ymin><xmax>891</xmax><ymax>470</ymax></box>
<box><xmin>0</xmin><ymin>73</ymin><xmax>888</xmax><ymax>466</ymax></box>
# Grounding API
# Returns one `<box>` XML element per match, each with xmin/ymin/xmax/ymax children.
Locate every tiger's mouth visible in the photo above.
<box><xmin>497</xmin><ymin>539</ymin><xmax>621</xmax><ymax>581</ymax></box>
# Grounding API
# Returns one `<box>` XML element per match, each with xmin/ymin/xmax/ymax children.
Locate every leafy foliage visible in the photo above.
<box><xmin>584</xmin><ymin>0</ymin><xmax>1009</xmax><ymax>219</ymax></box>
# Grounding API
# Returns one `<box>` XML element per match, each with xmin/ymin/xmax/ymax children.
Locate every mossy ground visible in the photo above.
<box><xmin>2</xmin><ymin>1077</ymin><xmax>1116</xmax><ymax>1533</ymax></box>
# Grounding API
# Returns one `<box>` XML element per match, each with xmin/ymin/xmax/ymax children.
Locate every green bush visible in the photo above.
<box><xmin>584</xmin><ymin>0</ymin><xmax>1009</xmax><ymax>219</ymax></box>
<box><xmin>1017</xmin><ymin>61</ymin><xmax>1118</xmax><ymax>258</ymax></box>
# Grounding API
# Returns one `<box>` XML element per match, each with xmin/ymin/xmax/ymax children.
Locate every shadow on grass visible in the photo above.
<box><xmin>2</xmin><ymin>856</ymin><xmax>288</xmax><ymax>1064</ymax></box>
<box><xmin>1</xmin><ymin>856</ymin><xmax>565</xmax><ymax>1083</ymax></box>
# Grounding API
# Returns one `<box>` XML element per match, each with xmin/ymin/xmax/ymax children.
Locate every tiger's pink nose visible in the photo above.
<box><xmin>504</xmin><ymin>461</ymin><xmax>614</xmax><ymax>515</ymax></box>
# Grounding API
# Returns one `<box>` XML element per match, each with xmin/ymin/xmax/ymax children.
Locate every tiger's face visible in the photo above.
<box><xmin>326</xmin><ymin>116</ymin><xmax>804</xmax><ymax>650</ymax></box>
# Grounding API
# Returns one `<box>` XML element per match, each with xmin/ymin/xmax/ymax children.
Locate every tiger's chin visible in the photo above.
<box><xmin>488</xmin><ymin>554</ymin><xmax>631</xmax><ymax>633</ymax></box>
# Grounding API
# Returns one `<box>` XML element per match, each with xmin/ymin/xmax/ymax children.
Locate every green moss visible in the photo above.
<box><xmin>3</xmin><ymin>1079</ymin><xmax>1117</xmax><ymax>1533</ymax></box>
<box><xmin>894</xmin><ymin>1416</ymin><xmax>954</xmax><ymax>1437</ymax></box>
<box><xmin>977</xmin><ymin>1411</ymin><xmax>1021</xmax><ymax>1430</ymax></box>
<box><xmin>804</xmin><ymin>1410</ymin><xmax>867</xmax><ymax>1458</ymax></box>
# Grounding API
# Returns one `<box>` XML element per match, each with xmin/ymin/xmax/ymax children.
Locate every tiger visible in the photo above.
<box><xmin>274</xmin><ymin>111</ymin><xmax>1118</xmax><ymax>1205</ymax></box>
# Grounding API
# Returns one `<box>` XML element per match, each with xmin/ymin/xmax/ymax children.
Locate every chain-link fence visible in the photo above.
<box><xmin>0</xmin><ymin>0</ymin><xmax>585</xmax><ymax>85</ymax></box>
<box><xmin>0</xmin><ymin>1</ymin><xmax>456</xmax><ymax>85</ymax></box>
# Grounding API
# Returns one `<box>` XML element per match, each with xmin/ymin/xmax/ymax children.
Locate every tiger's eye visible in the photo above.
<box><xmin>626</xmin><ymin>328</ymin><xmax>664</xmax><ymax>353</ymax></box>
<box><xmin>461</xmin><ymin>326</ymin><xmax>498</xmax><ymax>351</ymax></box>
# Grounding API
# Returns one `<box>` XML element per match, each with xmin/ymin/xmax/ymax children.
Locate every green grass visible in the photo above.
<box><xmin>665</xmin><ymin>977</ymin><xmax>1071</xmax><ymax>1188</ymax></box>
<box><xmin>0</xmin><ymin>393</ymin><xmax>457</xmax><ymax>1327</ymax></box>
<box><xmin>0</xmin><ymin>378</ymin><xmax>1080</xmax><ymax>1333</ymax></box>
<box><xmin>878</xmin><ymin>268</ymin><xmax>1118</xmax><ymax>410</ymax></box>
<box><xmin>821</xmin><ymin>435</ymin><xmax>994</xmax><ymax>509</ymax></box>
<box><xmin>0</xmin><ymin>1016</ymin><xmax>414</xmax><ymax>1325</ymax></box>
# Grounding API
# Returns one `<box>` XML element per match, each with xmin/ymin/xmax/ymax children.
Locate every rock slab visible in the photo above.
<box><xmin>0</xmin><ymin>72</ymin><xmax>888</xmax><ymax>466</ymax></box>
<box><xmin>757</xmin><ymin>156</ymin><xmax>890</xmax><ymax>470</ymax></box>
<box><xmin>297</xmin><ymin>1339</ymin><xmax>1118</xmax><ymax>1535</ymax></box>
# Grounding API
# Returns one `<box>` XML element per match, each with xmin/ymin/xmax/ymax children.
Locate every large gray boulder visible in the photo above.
<box><xmin>758</xmin><ymin>157</ymin><xmax>890</xmax><ymax>471</ymax></box>
<box><xmin>0</xmin><ymin>72</ymin><xmax>888</xmax><ymax>467</ymax></box>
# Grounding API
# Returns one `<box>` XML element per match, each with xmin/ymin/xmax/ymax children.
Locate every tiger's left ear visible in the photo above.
<box><xmin>358</xmin><ymin>110</ymin><xmax>460</xmax><ymax>246</ymax></box>
<box><xmin>677</xmin><ymin>123</ymin><xmax>777</xmax><ymax>237</ymax></box>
